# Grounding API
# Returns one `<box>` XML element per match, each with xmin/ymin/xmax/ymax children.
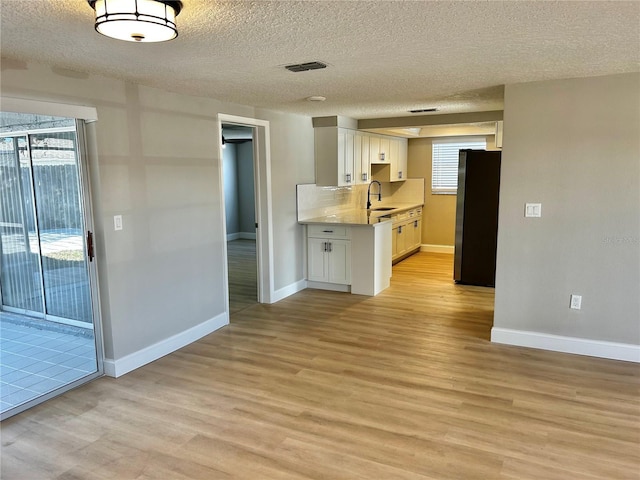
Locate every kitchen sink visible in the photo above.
<box><xmin>371</xmin><ymin>207</ymin><xmax>396</xmax><ymax>211</ymax></box>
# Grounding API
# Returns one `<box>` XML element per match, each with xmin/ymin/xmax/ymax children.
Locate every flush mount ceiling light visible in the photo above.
<box><xmin>87</xmin><ymin>0</ymin><xmax>183</xmax><ymax>43</ymax></box>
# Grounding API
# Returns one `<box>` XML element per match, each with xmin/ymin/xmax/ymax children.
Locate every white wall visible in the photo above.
<box><xmin>493</xmin><ymin>73</ymin><xmax>640</xmax><ymax>360</ymax></box>
<box><xmin>1</xmin><ymin>60</ymin><xmax>315</xmax><ymax>372</ymax></box>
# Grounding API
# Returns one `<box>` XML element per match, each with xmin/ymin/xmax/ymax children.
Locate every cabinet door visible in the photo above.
<box><xmin>410</xmin><ymin>219</ymin><xmax>422</xmax><ymax>250</ymax></box>
<box><xmin>337</xmin><ymin>128</ymin><xmax>355</xmax><ymax>186</ymax></box>
<box><xmin>390</xmin><ymin>137</ymin><xmax>408</xmax><ymax>182</ymax></box>
<box><xmin>308</xmin><ymin>238</ymin><xmax>329</xmax><ymax>282</ymax></box>
<box><xmin>355</xmin><ymin>132</ymin><xmax>370</xmax><ymax>184</ymax></box>
<box><xmin>327</xmin><ymin>240</ymin><xmax>351</xmax><ymax>285</ymax></box>
<box><xmin>369</xmin><ymin>135</ymin><xmax>381</xmax><ymax>164</ymax></box>
<box><xmin>396</xmin><ymin>223</ymin><xmax>407</xmax><ymax>256</ymax></box>
<box><xmin>398</xmin><ymin>138</ymin><xmax>408</xmax><ymax>180</ymax></box>
<box><xmin>379</xmin><ymin>137</ymin><xmax>390</xmax><ymax>163</ymax></box>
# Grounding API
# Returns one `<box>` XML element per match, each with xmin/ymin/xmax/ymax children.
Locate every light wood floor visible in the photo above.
<box><xmin>228</xmin><ymin>239</ymin><xmax>257</xmax><ymax>314</ymax></box>
<box><xmin>2</xmin><ymin>253</ymin><xmax>638</xmax><ymax>479</ymax></box>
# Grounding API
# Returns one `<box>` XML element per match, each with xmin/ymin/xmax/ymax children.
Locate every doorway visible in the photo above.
<box><xmin>222</xmin><ymin>124</ymin><xmax>258</xmax><ymax>313</ymax></box>
<box><xmin>218</xmin><ymin>114</ymin><xmax>274</xmax><ymax>314</ymax></box>
<box><xmin>0</xmin><ymin>112</ymin><xmax>103</xmax><ymax>419</ymax></box>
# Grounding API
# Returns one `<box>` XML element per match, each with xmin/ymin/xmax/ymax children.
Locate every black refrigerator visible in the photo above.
<box><xmin>453</xmin><ymin>149</ymin><xmax>501</xmax><ymax>287</ymax></box>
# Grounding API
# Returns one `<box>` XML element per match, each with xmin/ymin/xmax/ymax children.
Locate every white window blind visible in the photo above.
<box><xmin>431</xmin><ymin>138</ymin><xmax>486</xmax><ymax>194</ymax></box>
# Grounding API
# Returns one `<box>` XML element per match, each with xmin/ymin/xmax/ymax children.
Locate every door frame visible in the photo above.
<box><xmin>217</xmin><ymin>114</ymin><xmax>274</xmax><ymax>310</ymax></box>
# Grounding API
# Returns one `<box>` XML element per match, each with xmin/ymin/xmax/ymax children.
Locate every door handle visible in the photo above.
<box><xmin>86</xmin><ymin>230</ymin><xmax>94</xmax><ymax>262</ymax></box>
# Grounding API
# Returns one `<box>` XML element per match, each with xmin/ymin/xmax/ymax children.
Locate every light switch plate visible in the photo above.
<box><xmin>114</xmin><ymin>215</ymin><xmax>123</xmax><ymax>231</ymax></box>
<box><xmin>570</xmin><ymin>294</ymin><xmax>582</xmax><ymax>310</ymax></box>
<box><xmin>525</xmin><ymin>203</ymin><xmax>542</xmax><ymax>218</ymax></box>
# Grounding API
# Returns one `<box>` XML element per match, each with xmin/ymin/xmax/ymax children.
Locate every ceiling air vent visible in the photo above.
<box><xmin>409</xmin><ymin>108</ymin><xmax>438</xmax><ymax>113</ymax></box>
<box><xmin>285</xmin><ymin>61</ymin><xmax>327</xmax><ymax>73</ymax></box>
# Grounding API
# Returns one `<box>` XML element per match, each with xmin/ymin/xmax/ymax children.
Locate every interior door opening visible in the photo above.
<box><xmin>222</xmin><ymin>123</ymin><xmax>258</xmax><ymax>314</ymax></box>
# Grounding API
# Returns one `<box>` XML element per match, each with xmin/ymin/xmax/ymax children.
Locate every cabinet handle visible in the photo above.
<box><xmin>323</xmin><ymin>242</ymin><xmax>328</xmax><ymax>252</ymax></box>
<box><xmin>346</xmin><ymin>173</ymin><xmax>352</xmax><ymax>183</ymax></box>
<box><xmin>398</xmin><ymin>226</ymin><xmax>402</xmax><ymax>234</ymax></box>
<box><xmin>379</xmin><ymin>152</ymin><xmax>385</xmax><ymax>161</ymax></box>
<box><xmin>327</xmin><ymin>242</ymin><xmax>332</xmax><ymax>252</ymax></box>
<box><xmin>362</xmin><ymin>173</ymin><xmax>368</xmax><ymax>181</ymax></box>
<box><xmin>322</xmin><ymin>230</ymin><xmax>333</xmax><ymax>233</ymax></box>
<box><xmin>398</xmin><ymin>171</ymin><xmax>403</xmax><ymax>179</ymax></box>
<box><xmin>414</xmin><ymin>220</ymin><xmax>418</xmax><ymax>227</ymax></box>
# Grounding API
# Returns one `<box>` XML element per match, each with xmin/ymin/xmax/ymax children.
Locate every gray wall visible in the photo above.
<box><xmin>494</xmin><ymin>73</ymin><xmax>640</xmax><ymax>345</ymax></box>
<box><xmin>1</xmin><ymin>60</ymin><xmax>315</xmax><ymax>361</ymax></box>
<box><xmin>223</xmin><ymin>144</ymin><xmax>240</xmax><ymax>235</ymax></box>
<box><xmin>237</xmin><ymin>141</ymin><xmax>256</xmax><ymax>234</ymax></box>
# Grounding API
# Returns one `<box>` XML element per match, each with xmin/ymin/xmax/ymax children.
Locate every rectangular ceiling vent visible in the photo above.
<box><xmin>285</xmin><ymin>61</ymin><xmax>327</xmax><ymax>73</ymax></box>
<box><xmin>409</xmin><ymin>108</ymin><xmax>438</xmax><ymax>113</ymax></box>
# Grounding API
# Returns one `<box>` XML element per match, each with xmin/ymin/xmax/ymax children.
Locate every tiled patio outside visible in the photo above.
<box><xmin>0</xmin><ymin>315</ymin><xmax>97</xmax><ymax>415</ymax></box>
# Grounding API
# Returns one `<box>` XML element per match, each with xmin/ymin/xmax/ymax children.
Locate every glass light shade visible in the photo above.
<box><xmin>89</xmin><ymin>0</ymin><xmax>182</xmax><ymax>43</ymax></box>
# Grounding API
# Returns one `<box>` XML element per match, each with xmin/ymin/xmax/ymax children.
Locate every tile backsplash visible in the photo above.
<box><xmin>297</xmin><ymin>178</ymin><xmax>424</xmax><ymax>221</ymax></box>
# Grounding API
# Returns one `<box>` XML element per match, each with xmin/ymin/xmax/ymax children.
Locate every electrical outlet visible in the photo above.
<box><xmin>114</xmin><ymin>215</ymin><xmax>123</xmax><ymax>231</ymax></box>
<box><xmin>525</xmin><ymin>203</ymin><xmax>542</xmax><ymax>218</ymax></box>
<box><xmin>570</xmin><ymin>294</ymin><xmax>582</xmax><ymax>310</ymax></box>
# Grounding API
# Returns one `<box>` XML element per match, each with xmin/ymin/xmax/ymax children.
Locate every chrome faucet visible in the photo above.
<box><xmin>366</xmin><ymin>180</ymin><xmax>382</xmax><ymax>210</ymax></box>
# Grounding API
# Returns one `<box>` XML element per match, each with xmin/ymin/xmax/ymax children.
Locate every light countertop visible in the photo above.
<box><xmin>298</xmin><ymin>203</ymin><xmax>423</xmax><ymax>226</ymax></box>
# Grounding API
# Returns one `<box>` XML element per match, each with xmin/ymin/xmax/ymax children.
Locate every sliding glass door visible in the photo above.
<box><xmin>0</xmin><ymin>113</ymin><xmax>102</xmax><ymax>419</ymax></box>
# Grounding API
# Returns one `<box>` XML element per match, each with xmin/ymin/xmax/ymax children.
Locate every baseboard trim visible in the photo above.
<box><xmin>421</xmin><ymin>244</ymin><xmax>454</xmax><ymax>254</ymax></box>
<box><xmin>491</xmin><ymin>327</ymin><xmax>640</xmax><ymax>363</ymax></box>
<box><xmin>104</xmin><ymin>312</ymin><xmax>229</xmax><ymax>378</ymax></box>
<box><xmin>269</xmin><ymin>279</ymin><xmax>307</xmax><ymax>304</ymax></box>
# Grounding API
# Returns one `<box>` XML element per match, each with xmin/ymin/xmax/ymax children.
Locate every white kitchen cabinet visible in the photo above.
<box><xmin>408</xmin><ymin>218</ymin><xmax>422</xmax><ymax>251</ymax></box>
<box><xmin>304</xmin><ymin>221</ymin><xmax>392</xmax><ymax>296</ymax></box>
<box><xmin>379</xmin><ymin>136</ymin><xmax>390</xmax><ymax>163</ymax></box>
<box><xmin>354</xmin><ymin>131</ymin><xmax>371</xmax><ymax>184</ymax></box>
<box><xmin>315</xmin><ymin>127</ymin><xmax>356</xmax><ymax>186</ymax></box>
<box><xmin>369</xmin><ymin>134</ymin><xmax>388</xmax><ymax>164</ymax></box>
<box><xmin>390</xmin><ymin>137</ymin><xmax>408</xmax><ymax>182</ymax></box>
<box><xmin>307</xmin><ymin>226</ymin><xmax>351</xmax><ymax>285</ymax></box>
<box><xmin>391</xmin><ymin>207</ymin><xmax>422</xmax><ymax>262</ymax></box>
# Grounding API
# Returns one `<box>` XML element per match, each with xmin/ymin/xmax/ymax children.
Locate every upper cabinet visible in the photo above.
<box><xmin>315</xmin><ymin>127</ymin><xmax>356</xmax><ymax>187</ymax></box>
<box><xmin>354</xmin><ymin>131</ymin><xmax>371</xmax><ymax>184</ymax></box>
<box><xmin>315</xmin><ymin>126</ymin><xmax>408</xmax><ymax>186</ymax></box>
<box><xmin>389</xmin><ymin>136</ymin><xmax>408</xmax><ymax>182</ymax></box>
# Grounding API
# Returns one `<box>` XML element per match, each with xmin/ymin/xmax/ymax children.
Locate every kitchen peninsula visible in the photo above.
<box><xmin>297</xmin><ymin>180</ymin><xmax>424</xmax><ymax>296</ymax></box>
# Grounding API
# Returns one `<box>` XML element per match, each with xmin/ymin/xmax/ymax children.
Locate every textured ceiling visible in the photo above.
<box><xmin>1</xmin><ymin>1</ymin><xmax>639</xmax><ymax>120</ymax></box>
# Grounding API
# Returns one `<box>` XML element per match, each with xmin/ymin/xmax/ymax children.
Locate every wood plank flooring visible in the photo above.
<box><xmin>2</xmin><ymin>252</ymin><xmax>639</xmax><ymax>479</ymax></box>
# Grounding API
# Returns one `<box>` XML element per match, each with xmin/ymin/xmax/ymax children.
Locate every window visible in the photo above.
<box><xmin>431</xmin><ymin>137</ymin><xmax>486</xmax><ymax>194</ymax></box>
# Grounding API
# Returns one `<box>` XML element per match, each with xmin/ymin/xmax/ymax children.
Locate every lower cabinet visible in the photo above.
<box><xmin>307</xmin><ymin>237</ymin><xmax>351</xmax><ymax>284</ymax></box>
<box><xmin>307</xmin><ymin>225</ymin><xmax>351</xmax><ymax>285</ymax></box>
<box><xmin>391</xmin><ymin>208</ymin><xmax>422</xmax><ymax>262</ymax></box>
